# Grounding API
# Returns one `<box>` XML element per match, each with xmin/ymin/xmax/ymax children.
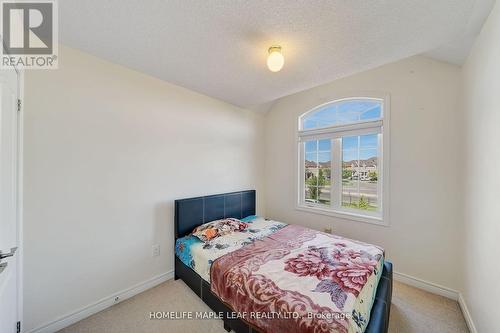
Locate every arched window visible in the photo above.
<box><xmin>298</xmin><ymin>97</ymin><xmax>389</xmax><ymax>224</ymax></box>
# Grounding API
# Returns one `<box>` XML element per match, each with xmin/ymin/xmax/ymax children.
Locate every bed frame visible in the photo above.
<box><xmin>174</xmin><ymin>190</ymin><xmax>392</xmax><ymax>333</ymax></box>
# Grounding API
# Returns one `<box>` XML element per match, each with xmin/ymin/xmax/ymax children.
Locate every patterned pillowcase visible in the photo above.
<box><xmin>241</xmin><ymin>215</ymin><xmax>258</xmax><ymax>223</ymax></box>
<box><xmin>192</xmin><ymin>218</ymin><xmax>248</xmax><ymax>242</ymax></box>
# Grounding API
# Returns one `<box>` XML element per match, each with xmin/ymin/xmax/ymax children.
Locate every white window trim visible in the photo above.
<box><xmin>295</xmin><ymin>95</ymin><xmax>391</xmax><ymax>227</ymax></box>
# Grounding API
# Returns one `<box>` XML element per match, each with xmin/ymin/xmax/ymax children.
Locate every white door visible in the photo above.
<box><xmin>0</xmin><ymin>67</ymin><xmax>21</xmax><ymax>333</ymax></box>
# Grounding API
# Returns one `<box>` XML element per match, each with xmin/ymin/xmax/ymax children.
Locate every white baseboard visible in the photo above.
<box><xmin>27</xmin><ymin>270</ymin><xmax>174</xmax><ymax>333</ymax></box>
<box><xmin>458</xmin><ymin>293</ymin><xmax>477</xmax><ymax>333</ymax></box>
<box><xmin>393</xmin><ymin>271</ymin><xmax>459</xmax><ymax>300</ymax></box>
<box><xmin>393</xmin><ymin>271</ymin><xmax>479</xmax><ymax>333</ymax></box>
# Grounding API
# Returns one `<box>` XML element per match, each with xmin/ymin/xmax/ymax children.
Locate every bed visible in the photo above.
<box><xmin>174</xmin><ymin>190</ymin><xmax>392</xmax><ymax>333</ymax></box>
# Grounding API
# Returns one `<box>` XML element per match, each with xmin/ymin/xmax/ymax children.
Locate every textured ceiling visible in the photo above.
<box><xmin>59</xmin><ymin>1</ymin><xmax>491</xmax><ymax>108</ymax></box>
<box><xmin>424</xmin><ymin>0</ymin><xmax>495</xmax><ymax>65</ymax></box>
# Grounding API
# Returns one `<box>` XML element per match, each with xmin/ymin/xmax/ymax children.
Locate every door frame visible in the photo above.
<box><xmin>1</xmin><ymin>39</ymin><xmax>24</xmax><ymax>331</ymax></box>
<box><xmin>16</xmin><ymin>69</ymin><xmax>24</xmax><ymax>331</ymax></box>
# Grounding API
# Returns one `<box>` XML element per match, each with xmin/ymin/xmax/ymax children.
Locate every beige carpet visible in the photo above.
<box><xmin>59</xmin><ymin>279</ymin><xmax>468</xmax><ymax>333</ymax></box>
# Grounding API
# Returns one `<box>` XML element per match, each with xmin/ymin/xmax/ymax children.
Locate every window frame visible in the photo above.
<box><xmin>296</xmin><ymin>96</ymin><xmax>390</xmax><ymax>226</ymax></box>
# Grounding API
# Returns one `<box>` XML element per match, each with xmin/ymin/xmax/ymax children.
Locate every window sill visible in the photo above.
<box><xmin>296</xmin><ymin>204</ymin><xmax>389</xmax><ymax>227</ymax></box>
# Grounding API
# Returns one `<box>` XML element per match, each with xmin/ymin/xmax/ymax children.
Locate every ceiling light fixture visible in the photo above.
<box><xmin>267</xmin><ymin>46</ymin><xmax>284</xmax><ymax>72</ymax></box>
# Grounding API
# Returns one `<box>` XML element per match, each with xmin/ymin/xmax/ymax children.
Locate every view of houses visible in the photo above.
<box><xmin>305</xmin><ymin>157</ymin><xmax>378</xmax><ymax>210</ymax></box>
<box><xmin>343</xmin><ymin>157</ymin><xmax>377</xmax><ymax>181</ymax></box>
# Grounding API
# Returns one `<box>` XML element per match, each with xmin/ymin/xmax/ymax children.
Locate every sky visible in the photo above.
<box><xmin>302</xmin><ymin>100</ymin><xmax>381</xmax><ymax>130</ymax></box>
<box><xmin>303</xmin><ymin>99</ymin><xmax>381</xmax><ymax>162</ymax></box>
<box><xmin>305</xmin><ymin>134</ymin><xmax>378</xmax><ymax>162</ymax></box>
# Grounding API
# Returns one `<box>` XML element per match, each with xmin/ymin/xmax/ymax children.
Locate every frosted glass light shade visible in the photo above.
<box><xmin>267</xmin><ymin>46</ymin><xmax>284</xmax><ymax>72</ymax></box>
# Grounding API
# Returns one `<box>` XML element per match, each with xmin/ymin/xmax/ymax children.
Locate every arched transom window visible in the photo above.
<box><xmin>298</xmin><ymin>97</ymin><xmax>389</xmax><ymax>224</ymax></box>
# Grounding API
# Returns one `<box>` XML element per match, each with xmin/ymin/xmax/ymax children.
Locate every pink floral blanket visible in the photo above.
<box><xmin>210</xmin><ymin>225</ymin><xmax>384</xmax><ymax>333</ymax></box>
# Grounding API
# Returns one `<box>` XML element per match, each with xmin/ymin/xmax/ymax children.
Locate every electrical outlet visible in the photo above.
<box><xmin>152</xmin><ymin>244</ymin><xmax>160</xmax><ymax>257</ymax></box>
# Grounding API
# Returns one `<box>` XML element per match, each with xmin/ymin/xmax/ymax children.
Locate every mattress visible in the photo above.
<box><xmin>175</xmin><ymin>217</ymin><xmax>384</xmax><ymax>333</ymax></box>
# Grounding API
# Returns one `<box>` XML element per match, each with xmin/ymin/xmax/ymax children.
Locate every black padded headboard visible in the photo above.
<box><xmin>174</xmin><ymin>190</ymin><xmax>256</xmax><ymax>239</ymax></box>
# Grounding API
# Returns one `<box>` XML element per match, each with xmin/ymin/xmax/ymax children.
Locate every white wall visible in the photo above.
<box><xmin>265</xmin><ymin>56</ymin><xmax>463</xmax><ymax>291</ymax></box>
<box><xmin>23</xmin><ymin>45</ymin><xmax>265</xmax><ymax>331</ymax></box>
<box><xmin>461</xmin><ymin>2</ymin><xmax>500</xmax><ymax>332</ymax></box>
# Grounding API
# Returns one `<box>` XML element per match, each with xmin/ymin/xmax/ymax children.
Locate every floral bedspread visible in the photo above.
<box><xmin>210</xmin><ymin>224</ymin><xmax>384</xmax><ymax>333</ymax></box>
<box><xmin>175</xmin><ymin>217</ymin><xmax>287</xmax><ymax>281</ymax></box>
